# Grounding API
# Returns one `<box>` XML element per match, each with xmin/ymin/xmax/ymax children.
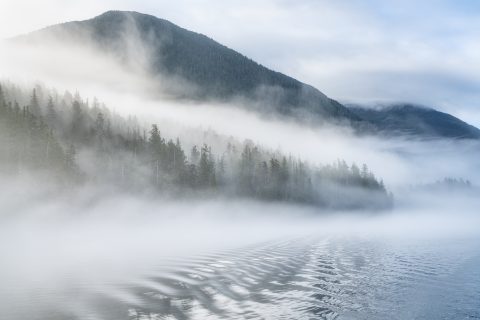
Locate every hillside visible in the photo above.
<box><xmin>13</xmin><ymin>11</ymin><xmax>480</xmax><ymax>139</ymax></box>
<box><xmin>0</xmin><ymin>83</ymin><xmax>392</xmax><ymax>210</ymax></box>
<box><xmin>349</xmin><ymin>104</ymin><xmax>480</xmax><ymax>139</ymax></box>
<box><xmin>15</xmin><ymin>10</ymin><xmax>358</xmax><ymax>123</ymax></box>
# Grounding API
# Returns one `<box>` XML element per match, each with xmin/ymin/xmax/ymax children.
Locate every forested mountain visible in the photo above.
<box><xmin>0</xmin><ymin>82</ymin><xmax>392</xmax><ymax>210</ymax></box>
<box><xmin>15</xmin><ymin>10</ymin><xmax>480</xmax><ymax>140</ymax></box>
<box><xmin>348</xmin><ymin>104</ymin><xmax>480</xmax><ymax>139</ymax></box>
<box><xmin>15</xmin><ymin>10</ymin><xmax>360</xmax><ymax>124</ymax></box>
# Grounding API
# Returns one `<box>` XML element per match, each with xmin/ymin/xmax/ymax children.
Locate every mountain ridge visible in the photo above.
<box><xmin>11</xmin><ymin>10</ymin><xmax>480</xmax><ymax>139</ymax></box>
<box><xmin>348</xmin><ymin>103</ymin><xmax>480</xmax><ymax>139</ymax></box>
<box><xmin>16</xmin><ymin>10</ymin><xmax>359</xmax><ymax>124</ymax></box>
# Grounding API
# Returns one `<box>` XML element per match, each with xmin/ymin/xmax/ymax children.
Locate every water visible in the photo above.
<box><xmin>2</xmin><ymin>236</ymin><xmax>479</xmax><ymax>320</ymax></box>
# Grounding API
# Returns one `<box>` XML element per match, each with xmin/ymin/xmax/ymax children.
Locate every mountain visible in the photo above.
<box><xmin>348</xmin><ymin>103</ymin><xmax>480</xmax><ymax>139</ymax></box>
<box><xmin>13</xmin><ymin>11</ymin><xmax>480</xmax><ymax>139</ymax></box>
<box><xmin>15</xmin><ymin>10</ymin><xmax>359</xmax><ymax>124</ymax></box>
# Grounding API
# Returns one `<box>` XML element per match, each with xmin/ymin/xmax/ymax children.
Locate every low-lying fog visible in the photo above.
<box><xmin>1</xmin><ymin>37</ymin><xmax>478</xmax><ymax>190</ymax></box>
<box><xmin>1</xmin><ymin>178</ymin><xmax>479</xmax><ymax>318</ymax></box>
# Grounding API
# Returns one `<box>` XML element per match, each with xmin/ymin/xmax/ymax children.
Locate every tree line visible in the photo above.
<box><xmin>0</xmin><ymin>83</ymin><xmax>392</xmax><ymax>209</ymax></box>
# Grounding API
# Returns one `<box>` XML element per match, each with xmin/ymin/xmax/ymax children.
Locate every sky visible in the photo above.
<box><xmin>1</xmin><ymin>0</ymin><xmax>479</xmax><ymax>125</ymax></box>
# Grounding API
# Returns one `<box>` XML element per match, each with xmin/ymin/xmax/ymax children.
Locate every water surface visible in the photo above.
<box><xmin>2</xmin><ymin>236</ymin><xmax>479</xmax><ymax>320</ymax></box>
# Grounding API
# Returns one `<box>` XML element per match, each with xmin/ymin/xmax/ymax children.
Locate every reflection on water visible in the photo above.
<box><xmin>2</xmin><ymin>237</ymin><xmax>480</xmax><ymax>320</ymax></box>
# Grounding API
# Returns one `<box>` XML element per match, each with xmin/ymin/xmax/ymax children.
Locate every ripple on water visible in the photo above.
<box><xmin>3</xmin><ymin>237</ymin><xmax>480</xmax><ymax>320</ymax></box>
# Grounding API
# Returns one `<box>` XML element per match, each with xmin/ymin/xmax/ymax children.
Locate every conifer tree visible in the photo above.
<box><xmin>30</xmin><ymin>88</ymin><xmax>40</xmax><ymax>117</ymax></box>
<box><xmin>46</xmin><ymin>96</ymin><xmax>57</xmax><ymax>127</ymax></box>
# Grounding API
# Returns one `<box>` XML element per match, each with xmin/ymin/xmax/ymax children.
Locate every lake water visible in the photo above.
<box><xmin>2</xmin><ymin>235</ymin><xmax>479</xmax><ymax>320</ymax></box>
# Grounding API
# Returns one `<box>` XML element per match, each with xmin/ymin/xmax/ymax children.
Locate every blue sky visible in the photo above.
<box><xmin>1</xmin><ymin>0</ymin><xmax>479</xmax><ymax>124</ymax></box>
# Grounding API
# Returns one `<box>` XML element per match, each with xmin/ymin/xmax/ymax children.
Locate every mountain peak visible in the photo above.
<box><xmin>16</xmin><ymin>10</ymin><xmax>357</xmax><ymax>124</ymax></box>
<box><xmin>10</xmin><ymin>11</ymin><xmax>480</xmax><ymax>139</ymax></box>
<box><xmin>93</xmin><ymin>10</ymin><xmax>167</xmax><ymax>23</ymax></box>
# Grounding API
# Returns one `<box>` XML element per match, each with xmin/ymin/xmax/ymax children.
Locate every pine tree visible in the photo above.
<box><xmin>148</xmin><ymin>124</ymin><xmax>166</xmax><ymax>186</ymax></box>
<box><xmin>199</xmin><ymin>144</ymin><xmax>215</xmax><ymax>187</ymax></box>
<box><xmin>148</xmin><ymin>124</ymin><xmax>165</xmax><ymax>158</ymax></box>
<box><xmin>62</xmin><ymin>143</ymin><xmax>81</xmax><ymax>184</ymax></box>
<box><xmin>95</xmin><ymin>112</ymin><xmax>105</xmax><ymax>135</ymax></box>
<box><xmin>71</xmin><ymin>100</ymin><xmax>86</xmax><ymax>143</ymax></box>
<box><xmin>30</xmin><ymin>88</ymin><xmax>41</xmax><ymax>117</ymax></box>
<box><xmin>190</xmin><ymin>145</ymin><xmax>200</xmax><ymax>164</ymax></box>
<box><xmin>46</xmin><ymin>96</ymin><xmax>57</xmax><ymax>127</ymax></box>
<box><xmin>173</xmin><ymin>138</ymin><xmax>186</xmax><ymax>177</ymax></box>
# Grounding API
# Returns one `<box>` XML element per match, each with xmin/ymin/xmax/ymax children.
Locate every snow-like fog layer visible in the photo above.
<box><xmin>1</xmin><ymin>180</ymin><xmax>479</xmax><ymax>304</ymax></box>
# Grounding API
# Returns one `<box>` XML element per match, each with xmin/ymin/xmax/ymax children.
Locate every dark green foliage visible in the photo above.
<box><xmin>29</xmin><ymin>88</ymin><xmax>41</xmax><ymax>117</ymax></box>
<box><xmin>45</xmin><ymin>95</ymin><xmax>57</xmax><ymax>127</ymax></box>
<box><xmin>0</xmin><ymin>85</ymin><xmax>79</xmax><ymax>182</ymax></box>
<box><xmin>0</xmin><ymin>83</ymin><xmax>392</xmax><ymax>209</ymax></box>
<box><xmin>198</xmin><ymin>144</ymin><xmax>216</xmax><ymax>187</ymax></box>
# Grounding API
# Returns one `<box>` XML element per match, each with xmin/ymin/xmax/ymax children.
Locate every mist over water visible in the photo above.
<box><xmin>1</xmin><ymin>177</ymin><xmax>479</xmax><ymax>319</ymax></box>
<box><xmin>1</xmin><ymin>133</ymin><xmax>479</xmax><ymax>319</ymax></box>
<box><xmin>0</xmin><ymin>9</ymin><xmax>480</xmax><ymax>320</ymax></box>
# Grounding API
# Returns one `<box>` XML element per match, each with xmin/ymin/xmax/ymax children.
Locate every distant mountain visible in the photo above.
<box><xmin>348</xmin><ymin>103</ymin><xmax>480</xmax><ymax>139</ymax></box>
<box><xmin>15</xmin><ymin>10</ymin><xmax>358</xmax><ymax>124</ymax></box>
